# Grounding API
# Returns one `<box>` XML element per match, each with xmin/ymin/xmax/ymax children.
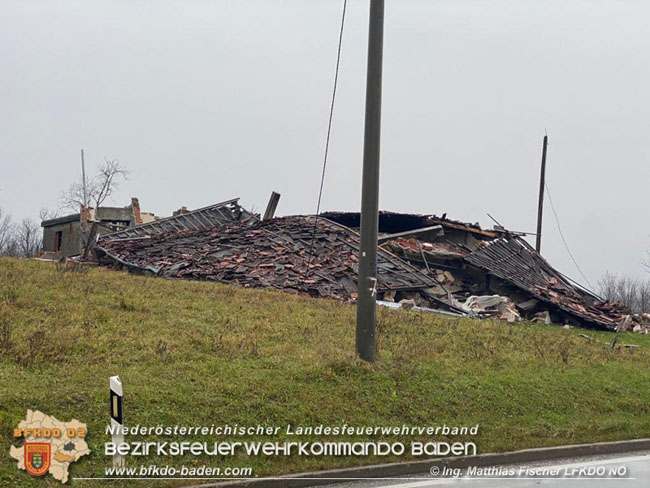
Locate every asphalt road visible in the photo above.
<box><xmin>314</xmin><ymin>451</ymin><xmax>650</xmax><ymax>488</ymax></box>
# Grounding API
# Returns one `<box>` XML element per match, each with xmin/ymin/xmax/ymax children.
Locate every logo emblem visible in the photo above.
<box><xmin>25</xmin><ymin>443</ymin><xmax>50</xmax><ymax>476</ymax></box>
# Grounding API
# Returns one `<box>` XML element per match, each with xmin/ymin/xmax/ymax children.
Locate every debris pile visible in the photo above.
<box><xmin>94</xmin><ymin>203</ymin><xmax>642</xmax><ymax>332</ymax></box>
<box><xmin>455</xmin><ymin>295</ymin><xmax>521</xmax><ymax>323</ymax></box>
<box><xmin>463</xmin><ymin>237</ymin><xmax>630</xmax><ymax>330</ymax></box>
<box><xmin>323</xmin><ymin>211</ymin><xmax>637</xmax><ymax>332</ymax></box>
<box><xmin>96</xmin><ymin>216</ymin><xmax>452</xmax><ymax>306</ymax></box>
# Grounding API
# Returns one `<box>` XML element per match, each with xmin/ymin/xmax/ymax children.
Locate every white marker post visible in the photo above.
<box><xmin>109</xmin><ymin>376</ymin><xmax>125</xmax><ymax>468</ymax></box>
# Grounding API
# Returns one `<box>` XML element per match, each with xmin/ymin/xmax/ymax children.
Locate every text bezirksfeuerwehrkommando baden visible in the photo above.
<box><xmin>105</xmin><ymin>440</ymin><xmax>477</xmax><ymax>457</ymax></box>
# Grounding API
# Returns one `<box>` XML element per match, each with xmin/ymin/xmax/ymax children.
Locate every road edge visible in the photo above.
<box><xmin>187</xmin><ymin>438</ymin><xmax>650</xmax><ymax>488</ymax></box>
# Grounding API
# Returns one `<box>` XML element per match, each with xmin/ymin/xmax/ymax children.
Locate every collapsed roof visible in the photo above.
<box><xmin>94</xmin><ymin>204</ymin><xmax>635</xmax><ymax>331</ymax></box>
<box><xmin>463</xmin><ymin>237</ymin><xmax>625</xmax><ymax>329</ymax></box>
<box><xmin>95</xmin><ymin>216</ymin><xmax>461</xmax><ymax>311</ymax></box>
<box><xmin>101</xmin><ymin>198</ymin><xmax>256</xmax><ymax>240</ymax></box>
<box><xmin>326</xmin><ymin>211</ymin><xmax>630</xmax><ymax>329</ymax></box>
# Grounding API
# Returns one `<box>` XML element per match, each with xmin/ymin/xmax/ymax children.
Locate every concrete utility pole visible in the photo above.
<box><xmin>535</xmin><ymin>135</ymin><xmax>548</xmax><ymax>253</ymax></box>
<box><xmin>356</xmin><ymin>0</ymin><xmax>384</xmax><ymax>363</ymax></box>
<box><xmin>81</xmin><ymin>149</ymin><xmax>88</xmax><ymax>208</ymax></box>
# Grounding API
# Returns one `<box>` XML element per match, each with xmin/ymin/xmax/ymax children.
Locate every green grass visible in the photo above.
<box><xmin>1</xmin><ymin>257</ymin><xmax>649</xmax><ymax>487</ymax></box>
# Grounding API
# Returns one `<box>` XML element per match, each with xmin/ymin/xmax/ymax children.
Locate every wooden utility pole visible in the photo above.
<box><xmin>81</xmin><ymin>149</ymin><xmax>88</xmax><ymax>208</ymax></box>
<box><xmin>356</xmin><ymin>0</ymin><xmax>384</xmax><ymax>363</ymax></box>
<box><xmin>535</xmin><ymin>135</ymin><xmax>548</xmax><ymax>253</ymax></box>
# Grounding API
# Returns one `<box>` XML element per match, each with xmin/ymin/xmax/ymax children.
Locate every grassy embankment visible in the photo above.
<box><xmin>1</xmin><ymin>257</ymin><xmax>649</xmax><ymax>487</ymax></box>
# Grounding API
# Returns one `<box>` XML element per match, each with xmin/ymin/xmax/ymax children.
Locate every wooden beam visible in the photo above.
<box><xmin>263</xmin><ymin>191</ymin><xmax>281</xmax><ymax>220</ymax></box>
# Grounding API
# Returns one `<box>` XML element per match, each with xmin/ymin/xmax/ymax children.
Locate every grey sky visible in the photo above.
<box><xmin>1</xmin><ymin>0</ymin><xmax>649</xmax><ymax>287</ymax></box>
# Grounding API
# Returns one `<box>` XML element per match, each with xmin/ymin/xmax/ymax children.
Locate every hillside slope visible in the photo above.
<box><xmin>1</xmin><ymin>258</ymin><xmax>649</xmax><ymax>487</ymax></box>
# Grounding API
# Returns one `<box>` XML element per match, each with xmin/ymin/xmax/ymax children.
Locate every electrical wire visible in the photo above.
<box><xmin>306</xmin><ymin>0</ymin><xmax>347</xmax><ymax>270</ymax></box>
<box><xmin>544</xmin><ymin>181</ymin><xmax>595</xmax><ymax>290</ymax></box>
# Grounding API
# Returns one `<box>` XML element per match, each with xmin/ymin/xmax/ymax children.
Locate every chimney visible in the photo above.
<box><xmin>131</xmin><ymin>197</ymin><xmax>143</xmax><ymax>225</ymax></box>
<box><xmin>80</xmin><ymin>204</ymin><xmax>91</xmax><ymax>223</ymax></box>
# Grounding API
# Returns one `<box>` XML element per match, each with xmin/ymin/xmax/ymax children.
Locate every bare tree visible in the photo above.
<box><xmin>39</xmin><ymin>207</ymin><xmax>58</xmax><ymax>222</ymax></box>
<box><xmin>59</xmin><ymin>158</ymin><xmax>130</xmax><ymax>211</ymax></box>
<box><xmin>2</xmin><ymin>239</ymin><xmax>19</xmax><ymax>257</ymax></box>
<box><xmin>16</xmin><ymin>218</ymin><xmax>42</xmax><ymax>257</ymax></box>
<box><xmin>598</xmin><ymin>271</ymin><xmax>617</xmax><ymax>300</ymax></box>
<box><xmin>0</xmin><ymin>207</ymin><xmax>43</xmax><ymax>258</ymax></box>
<box><xmin>598</xmin><ymin>271</ymin><xmax>650</xmax><ymax>314</ymax></box>
<box><xmin>638</xmin><ymin>280</ymin><xmax>650</xmax><ymax>314</ymax></box>
<box><xmin>0</xmin><ymin>207</ymin><xmax>14</xmax><ymax>254</ymax></box>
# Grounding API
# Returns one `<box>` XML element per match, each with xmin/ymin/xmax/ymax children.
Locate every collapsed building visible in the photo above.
<box><xmin>91</xmin><ymin>198</ymin><xmax>646</xmax><ymax>332</ymax></box>
<box><xmin>323</xmin><ymin>212</ymin><xmax>631</xmax><ymax>329</ymax></box>
<box><xmin>96</xmin><ymin>214</ymin><xmax>456</xmax><ymax>309</ymax></box>
<box><xmin>40</xmin><ymin>198</ymin><xmax>158</xmax><ymax>258</ymax></box>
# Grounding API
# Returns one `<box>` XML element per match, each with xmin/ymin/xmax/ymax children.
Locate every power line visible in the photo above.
<box><xmin>306</xmin><ymin>0</ymin><xmax>347</xmax><ymax>268</ymax></box>
<box><xmin>544</xmin><ymin>181</ymin><xmax>595</xmax><ymax>290</ymax></box>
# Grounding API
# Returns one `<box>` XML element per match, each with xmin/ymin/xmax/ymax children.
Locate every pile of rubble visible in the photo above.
<box><xmin>93</xmin><ymin>201</ymin><xmax>647</xmax><ymax>333</ymax></box>
<box><xmin>95</xmin><ymin>216</ymin><xmax>456</xmax><ymax>308</ymax></box>
<box><xmin>462</xmin><ymin>237</ymin><xmax>632</xmax><ymax>330</ymax></box>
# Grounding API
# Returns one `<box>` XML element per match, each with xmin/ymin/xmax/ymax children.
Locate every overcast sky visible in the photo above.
<box><xmin>1</xmin><ymin>0</ymin><xmax>649</xmax><ymax>287</ymax></box>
